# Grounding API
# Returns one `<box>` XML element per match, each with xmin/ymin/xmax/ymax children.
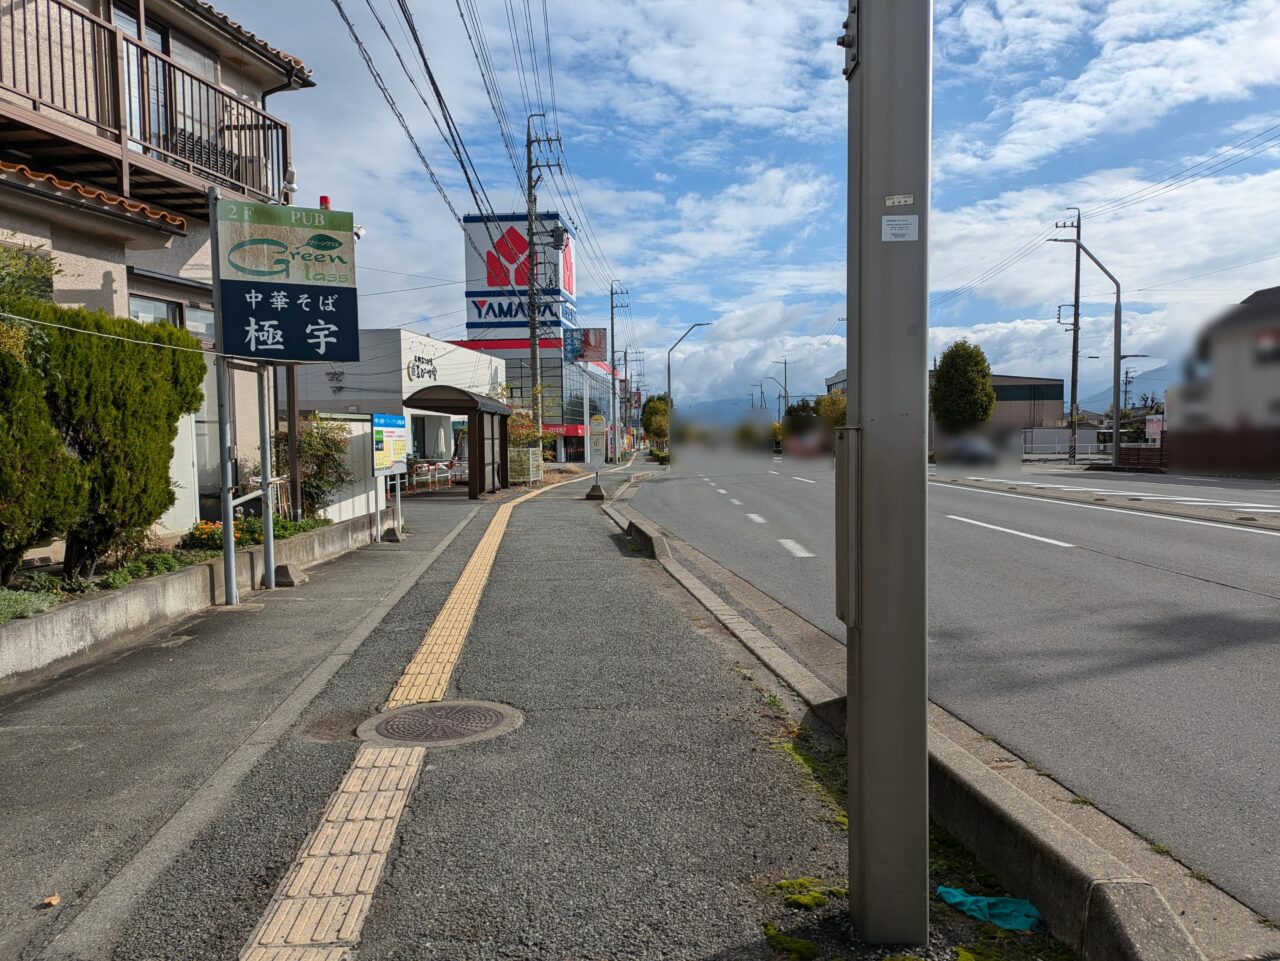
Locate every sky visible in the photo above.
<box><xmin>220</xmin><ymin>0</ymin><xmax>1280</xmax><ymax>408</ymax></box>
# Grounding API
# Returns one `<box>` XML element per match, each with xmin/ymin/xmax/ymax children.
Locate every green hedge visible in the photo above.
<box><xmin>0</xmin><ymin>295</ymin><xmax>205</xmax><ymax>581</ymax></box>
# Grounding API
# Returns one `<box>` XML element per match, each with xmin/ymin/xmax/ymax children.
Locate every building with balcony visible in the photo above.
<box><xmin>0</xmin><ymin>0</ymin><xmax>313</xmax><ymax>533</ymax></box>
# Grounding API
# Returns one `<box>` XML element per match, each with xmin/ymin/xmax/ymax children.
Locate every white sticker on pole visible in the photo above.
<box><xmin>882</xmin><ymin>215</ymin><xmax>919</xmax><ymax>242</ymax></box>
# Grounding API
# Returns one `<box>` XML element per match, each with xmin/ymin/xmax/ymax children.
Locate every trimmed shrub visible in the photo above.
<box><xmin>0</xmin><ymin>326</ymin><xmax>86</xmax><ymax>585</ymax></box>
<box><xmin>0</xmin><ymin>296</ymin><xmax>207</xmax><ymax>578</ymax></box>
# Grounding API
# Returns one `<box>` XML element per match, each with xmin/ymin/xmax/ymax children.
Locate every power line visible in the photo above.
<box><xmin>330</xmin><ymin>0</ymin><xmax>484</xmax><ymax>262</ymax></box>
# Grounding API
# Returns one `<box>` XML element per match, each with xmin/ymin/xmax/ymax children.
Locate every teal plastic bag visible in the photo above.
<box><xmin>936</xmin><ymin>885</ymin><xmax>1043</xmax><ymax>932</ymax></box>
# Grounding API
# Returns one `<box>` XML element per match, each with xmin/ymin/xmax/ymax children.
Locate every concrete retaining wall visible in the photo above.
<box><xmin>0</xmin><ymin>508</ymin><xmax>393</xmax><ymax>683</ymax></box>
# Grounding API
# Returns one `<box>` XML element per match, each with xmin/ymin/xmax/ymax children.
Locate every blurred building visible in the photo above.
<box><xmin>1166</xmin><ymin>286</ymin><xmax>1280</xmax><ymax>474</ymax></box>
<box><xmin>927</xmin><ymin>371</ymin><xmax>1063</xmax><ymax>449</ymax></box>
<box><xmin>825</xmin><ymin>368</ymin><xmax>847</xmax><ymax>393</ymax></box>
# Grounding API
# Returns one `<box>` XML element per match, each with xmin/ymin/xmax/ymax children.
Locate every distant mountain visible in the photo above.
<box><xmin>677</xmin><ymin>397</ymin><xmax>766</xmax><ymax>426</ymax></box>
<box><xmin>1078</xmin><ymin>363</ymin><xmax>1168</xmax><ymax>412</ymax></box>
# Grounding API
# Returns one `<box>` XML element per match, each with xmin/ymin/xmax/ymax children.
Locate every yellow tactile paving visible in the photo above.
<box><xmin>241</xmin><ymin>470</ymin><xmax>612</xmax><ymax>960</ymax></box>
<box><xmin>383</xmin><ymin>503</ymin><xmax>515</xmax><ymax>709</ymax></box>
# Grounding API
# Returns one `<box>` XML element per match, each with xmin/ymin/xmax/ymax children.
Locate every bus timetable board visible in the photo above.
<box><xmin>372</xmin><ymin>413</ymin><xmax>408</xmax><ymax>476</ymax></box>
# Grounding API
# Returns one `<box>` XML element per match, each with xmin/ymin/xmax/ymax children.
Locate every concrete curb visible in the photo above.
<box><xmin>0</xmin><ymin>508</ymin><xmax>394</xmax><ymax>684</ymax></box>
<box><xmin>604</xmin><ymin>496</ymin><xmax>1205</xmax><ymax>961</ymax></box>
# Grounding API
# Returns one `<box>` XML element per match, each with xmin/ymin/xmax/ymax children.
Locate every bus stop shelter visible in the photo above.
<box><xmin>404</xmin><ymin>385</ymin><xmax>511</xmax><ymax>499</ymax></box>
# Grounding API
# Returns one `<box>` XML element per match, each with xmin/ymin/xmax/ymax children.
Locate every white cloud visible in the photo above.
<box><xmin>938</xmin><ymin>0</ymin><xmax>1280</xmax><ymax>176</ymax></box>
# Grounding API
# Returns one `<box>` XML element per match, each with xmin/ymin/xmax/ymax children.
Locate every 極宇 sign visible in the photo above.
<box><xmin>214</xmin><ymin>199</ymin><xmax>360</xmax><ymax>362</ymax></box>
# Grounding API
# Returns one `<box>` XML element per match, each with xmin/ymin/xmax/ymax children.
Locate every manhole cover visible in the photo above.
<box><xmin>356</xmin><ymin>700</ymin><xmax>523</xmax><ymax>748</ymax></box>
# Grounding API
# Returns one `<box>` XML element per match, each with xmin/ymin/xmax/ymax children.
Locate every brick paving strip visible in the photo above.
<box><xmin>238</xmin><ymin>478</ymin><xmax>596</xmax><ymax>961</ymax></box>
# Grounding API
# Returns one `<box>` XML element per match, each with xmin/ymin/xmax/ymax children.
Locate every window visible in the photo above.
<box><xmin>128</xmin><ymin>295</ymin><xmax>181</xmax><ymax>327</ymax></box>
<box><xmin>184</xmin><ymin>306</ymin><xmax>215</xmax><ymax>342</ymax></box>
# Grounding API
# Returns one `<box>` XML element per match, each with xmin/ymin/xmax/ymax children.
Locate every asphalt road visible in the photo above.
<box><xmin>630</xmin><ymin>445</ymin><xmax>1280</xmax><ymax>920</ymax></box>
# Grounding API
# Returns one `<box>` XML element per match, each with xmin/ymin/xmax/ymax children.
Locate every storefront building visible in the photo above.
<box><xmin>453</xmin><ymin>212</ymin><xmax>617</xmax><ymax>462</ymax></box>
<box><xmin>290</xmin><ymin>328</ymin><xmax>506</xmax><ymax>463</ymax></box>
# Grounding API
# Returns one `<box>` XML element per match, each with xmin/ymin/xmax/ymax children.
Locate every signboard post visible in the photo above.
<box><xmin>372</xmin><ymin>413</ymin><xmax>408</xmax><ymax>540</ymax></box>
<box><xmin>209</xmin><ymin>188</ymin><xmax>361</xmax><ymax>603</ymax></box>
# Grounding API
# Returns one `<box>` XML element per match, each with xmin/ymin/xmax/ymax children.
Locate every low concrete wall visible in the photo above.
<box><xmin>0</xmin><ymin>508</ymin><xmax>393</xmax><ymax>683</ymax></box>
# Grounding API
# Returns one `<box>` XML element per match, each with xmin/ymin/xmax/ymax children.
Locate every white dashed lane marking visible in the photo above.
<box><xmin>747</xmin><ymin>514</ymin><xmax>767</xmax><ymax>524</ymax></box>
<box><xmin>946</xmin><ymin>514</ymin><xmax>1074</xmax><ymax>548</ymax></box>
<box><xmin>792</xmin><ymin>476</ymin><xmax>815</xmax><ymax>484</ymax></box>
<box><xmin>778</xmin><ymin>538</ymin><xmax>815</xmax><ymax>557</ymax></box>
<box><xmin>729</xmin><ymin>498</ymin><xmax>743</xmax><ymax>506</ymax></box>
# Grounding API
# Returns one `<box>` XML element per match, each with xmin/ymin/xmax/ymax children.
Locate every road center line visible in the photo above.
<box><xmin>778</xmin><ymin>538</ymin><xmax>816</xmax><ymax>557</ymax></box>
<box><xmin>746</xmin><ymin>514</ymin><xmax>767</xmax><ymax>524</ymax></box>
<box><xmin>768</xmin><ymin>470</ymin><xmax>780</xmax><ymax>475</ymax></box>
<box><xmin>946</xmin><ymin>514</ymin><xmax>1074</xmax><ymax>548</ymax></box>
<box><xmin>933</xmin><ymin>483</ymin><xmax>1280</xmax><ymax>537</ymax></box>
<box><xmin>792</xmin><ymin>476</ymin><xmax>815</xmax><ymax>484</ymax></box>
<box><xmin>730</xmin><ymin>498</ymin><xmax>743</xmax><ymax>505</ymax></box>
<box><xmin>716</xmin><ymin>488</ymin><xmax>728</xmax><ymax>494</ymax></box>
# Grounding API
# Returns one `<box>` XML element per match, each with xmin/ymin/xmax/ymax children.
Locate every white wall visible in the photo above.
<box><xmin>317</xmin><ymin>417</ymin><xmax>386</xmax><ymax>525</ymax></box>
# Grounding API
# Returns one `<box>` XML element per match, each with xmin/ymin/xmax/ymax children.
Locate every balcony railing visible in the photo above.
<box><xmin>0</xmin><ymin>0</ymin><xmax>289</xmax><ymax>204</ymax></box>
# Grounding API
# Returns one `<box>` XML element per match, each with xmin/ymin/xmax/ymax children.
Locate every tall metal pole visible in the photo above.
<box><xmin>1051</xmin><ymin>238</ymin><xmax>1121</xmax><ymax>468</ymax></box>
<box><xmin>258</xmin><ymin>364</ymin><xmax>276</xmax><ymax>589</ymax></box>
<box><xmin>1070</xmin><ymin>209</ymin><xmax>1082</xmax><ymax>464</ymax></box>
<box><xmin>841</xmin><ymin>0</ymin><xmax>930</xmax><ymax>943</ymax></box>
<box><xmin>286</xmin><ymin>366</ymin><xmax>301</xmax><ymax>520</ymax></box>
<box><xmin>208</xmin><ymin>186</ymin><xmax>238</xmax><ymax>606</ymax></box>
<box><xmin>623</xmin><ymin>348</ymin><xmax>630</xmax><ymax>446</ymax></box>
<box><xmin>527</xmin><ymin>113</ymin><xmax>545</xmax><ymax>434</ymax></box>
<box><xmin>610</xmin><ymin>281</ymin><xmax>618</xmax><ymax>462</ymax></box>
<box><xmin>666</xmin><ymin>322</ymin><xmax>710</xmax><ymax>411</ymax></box>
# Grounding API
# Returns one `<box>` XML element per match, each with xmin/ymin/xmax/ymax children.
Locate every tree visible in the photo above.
<box><xmin>930</xmin><ymin>339</ymin><xmax>995</xmax><ymax>433</ymax></box>
<box><xmin>641</xmin><ymin>394</ymin><xmax>669</xmax><ymax>439</ymax></box>
<box><xmin>0</xmin><ymin>344</ymin><xmax>85</xmax><ymax>585</ymax></box>
<box><xmin>273</xmin><ymin>416</ymin><xmax>354</xmax><ymax>517</ymax></box>
<box><xmin>0</xmin><ymin>237</ymin><xmax>57</xmax><ymax>363</ymax></box>
<box><xmin>814</xmin><ymin>392</ymin><xmax>846</xmax><ymax>431</ymax></box>
<box><xmin>9</xmin><ymin>296</ymin><xmax>208</xmax><ymax>578</ymax></box>
<box><xmin>647</xmin><ymin>407</ymin><xmax>669</xmax><ymax>447</ymax></box>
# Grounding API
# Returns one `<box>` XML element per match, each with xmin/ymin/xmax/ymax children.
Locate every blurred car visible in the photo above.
<box><xmin>936</xmin><ymin>435</ymin><xmax>998</xmax><ymax>466</ymax></box>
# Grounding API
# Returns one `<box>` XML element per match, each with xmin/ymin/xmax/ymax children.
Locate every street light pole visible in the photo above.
<box><xmin>1050</xmin><ymin>237</ymin><xmax>1122</xmax><ymax>468</ymax></box>
<box><xmin>666</xmin><ymin>322</ymin><xmax>711</xmax><ymax>411</ymax></box>
<box><xmin>841</xmin><ymin>0</ymin><xmax>931</xmax><ymax>942</ymax></box>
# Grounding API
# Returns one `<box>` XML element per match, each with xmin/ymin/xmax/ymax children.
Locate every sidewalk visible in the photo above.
<box><xmin>90</xmin><ymin>473</ymin><xmax>863</xmax><ymax>960</ymax></box>
<box><xmin>1</xmin><ymin>497</ymin><xmax>482</xmax><ymax>961</ymax></box>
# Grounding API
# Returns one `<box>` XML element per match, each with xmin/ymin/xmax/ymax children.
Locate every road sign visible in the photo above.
<box><xmin>372</xmin><ymin>413</ymin><xmax>408</xmax><ymax>476</ymax></box>
<box><xmin>564</xmin><ymin>327</ymin><xmax>607</xmax><ymax>362</ymax></box>
<box><xmin>215</xmin><ymin>199</ymin><xmax>359</xmax><ymax>362</ymax></box>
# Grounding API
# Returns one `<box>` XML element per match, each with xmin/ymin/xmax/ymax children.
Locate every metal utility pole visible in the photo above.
<box><xmin>772</xmin><ymin>357</ymin><xmax>789</xmax><ymax>413</ymax></box>
<box><xmin>666</xmin><ymin>322</ymin><xmax>710</xmax><ymax>410</ymax></box>
<box><xmin>1050</xmin><ymin>237</ymin><xmax>1122</xmax><ymax>467</ymax></box>
<box><xmin>839</xmin><ymin>0</ymin><xmax>931</xmax><ymax>943</ymax></box>
<box><xmin>609</xmin><ymin>281</ymin><xmax>627</xmax><ymax>461</ymax></box>
<box><xmin>526</xmin><ymin>113</ymin><xmax>544</xmax><ymax>434</ymax></box>
<box><xmin>623</xmin><ymin>347</ymin><xmax>631</xmax><ymax>446</ymax></box>
<box><xmin>1123</xmin><ymin>366</ymin><xmax>1137</xmax><ymax>412</ymax></box>
<box><xmin>1055</xmin><ymin>209</ymin><xmax>1082</xmax><ymax>463</ymax></box>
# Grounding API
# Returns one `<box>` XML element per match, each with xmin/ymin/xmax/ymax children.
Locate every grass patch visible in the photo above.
<box><xmin>761</xmin><ymin>921</ymin><xmax>817</xmax><ymax>960</ymax></box>
<box><xmin>955</xmin><ymin>925</ymin><xmax>1075</xmax><ymax>961</ymax></box>
<box><xmin>1189</xmin><ymin>869</ymin><xmax>1210</xmax><ymax>883</ymax></box>
<box><xmin>774</xmin><ymin>877</ymin><xmax>846</xmax><ymax>911</ymax></box>
<box><xmin>1024</xmin><ymin>762</ymin><xmax>1052</xmax><ymax>777</ymax></box>
<box><xmin>0</xmin><ymin>589</ymin><xmax>59</xmax><ymax>624</ymax></box>
<box><xmin>1069</xmin><ymin>795</ymin><xmax>1094</xmax><ymax>806</ymax></box>
<box><xmin>1149</xmin><ymin>842</ymin><xmax>1171</xmax><ymax>856</ymax></box>
<box><xmin>773</xmin><ymin>725</ymin><xmax>848</xmax><ymax>831</ymax></box>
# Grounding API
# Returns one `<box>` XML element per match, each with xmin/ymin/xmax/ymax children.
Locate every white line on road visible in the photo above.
<box><xmin>792</xmin><ymin>476</ymin><xmax>816</xmax><ymax>484</ymax></box>
<box><xmin>769</xmin><ymin>470</ymin><xmax>780</xmax><ymax>475</ymax></box>
<box><xmin>778</xmin><ymin>538</ymin><xmax>815</xmax><ymax>557</ymax></box>
<box><xmin>730</xmin><ymin>498</ymin><xmax>743</xmax><ymax>505</ymax></box>
<box><xmin>934</xmin><ymin>483</ymin><xmax>1280</xmax><ymax>537</ymax></box>
<box><xmin>946</xmin><ymin>514</ymin><xmax>1075</xmax><ymax>547</ymax></box>
<box><xmin>716</xmin><ymin>488</ymin><xmax>728</xmax><ymax>494</ymax></box>
<box><xmin>747</xmin><ymin>514</ymin><xmax>767</xmax><ymax>524</ymax></box>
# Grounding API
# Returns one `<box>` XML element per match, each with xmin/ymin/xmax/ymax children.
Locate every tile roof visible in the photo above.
<box><xmin>0</xmin><ymin>161</ymin><xmax>187</xmax><ymax>230</ymax></box>
<box><xmin>182</xmin><ymin>1</ymin><xmax>313</xmax><ymax>79</ymax></box>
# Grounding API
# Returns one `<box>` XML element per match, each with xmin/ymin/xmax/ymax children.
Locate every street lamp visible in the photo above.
<box><xmin>666</xmin><ymin>323</ymin><xmax>711</xmax><ymax>410</ymax></box>
<box><xmin>1050</xmin><ymin>238</ymin><xmax>1122</xmax><ymax>468</ymax></box>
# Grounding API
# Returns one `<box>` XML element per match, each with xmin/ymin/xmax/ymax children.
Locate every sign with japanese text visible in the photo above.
<box><xmin>372</xmin><ymin>413</ymin><xmax>408</xmax><ymax>476</ymax></box>
<box><xmin>563</xmin><ymin>327</ymin><xmax>607</xmax><ymax>363</ymax></box>
<box><xmin>215</xmin><ymin>199</ymin><xmax>360</xmax><ymax>362</ymax></box>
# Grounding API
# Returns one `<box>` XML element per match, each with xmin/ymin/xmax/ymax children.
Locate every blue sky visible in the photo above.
<box><xmin>221</xmin><ymin>0</ymin><xmax>1280</xmax><ymax>406</ymax></box>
